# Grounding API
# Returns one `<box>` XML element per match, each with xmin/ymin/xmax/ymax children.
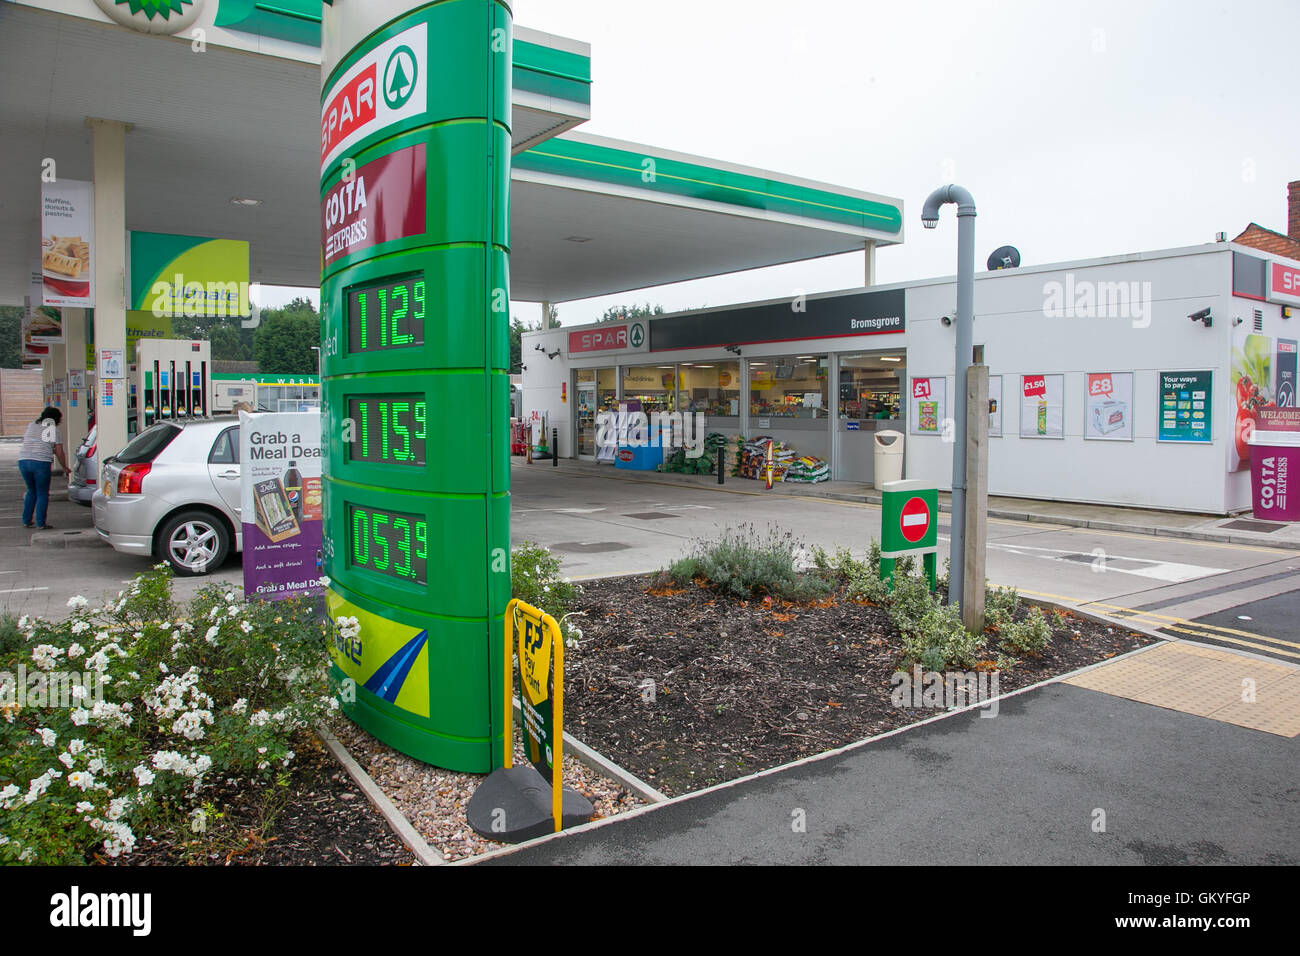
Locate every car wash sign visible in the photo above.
<box><xmin>321</xmin><ymin>21</ymin><xmax>428</xmax><ymax>172</ymax></box>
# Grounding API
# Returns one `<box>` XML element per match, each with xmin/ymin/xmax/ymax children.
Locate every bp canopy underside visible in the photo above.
<box><xmin>0</xmin><ymin>4</ymin><xmax>902</xmax><ymax>306</ymax></box>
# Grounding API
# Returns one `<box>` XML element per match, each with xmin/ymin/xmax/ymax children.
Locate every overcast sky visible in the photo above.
<box><xmin>265</xmin><ymin>0</ymin><xmax>1300</xmax><ymax>323</ymax></box>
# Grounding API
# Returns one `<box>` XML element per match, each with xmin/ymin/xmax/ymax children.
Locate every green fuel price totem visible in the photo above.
<box><xmin>319</xmin><ymin>0</ymin><xmax>512</xmax><ymax>772</ymax></box>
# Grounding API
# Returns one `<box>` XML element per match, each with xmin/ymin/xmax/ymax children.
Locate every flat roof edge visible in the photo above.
<box><xmin>556</xmin><ymin>131</ymin><xmax>905</xmax><ymax>211</ymax></box>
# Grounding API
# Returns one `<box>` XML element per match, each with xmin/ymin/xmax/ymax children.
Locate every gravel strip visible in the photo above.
<box><xmin>330</xmin><ymin>718</ymin><xmax>644</xmax><ymax>863</ymax></box>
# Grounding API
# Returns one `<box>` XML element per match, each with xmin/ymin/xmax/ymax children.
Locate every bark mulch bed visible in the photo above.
<box><xmin>566</xmin><ymin>575</ymin><xmax>1157</xmax><ymax>797</ymax></box>
<box><xmin>105</xmin><ymin>734</ymin><xmax>413</xmax><ymax>866</ymax></box>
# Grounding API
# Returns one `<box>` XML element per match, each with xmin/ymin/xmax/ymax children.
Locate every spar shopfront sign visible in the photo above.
<box><xmin>1268</xmin><ymin>261</ymin><xmax>1300</xmax><ymax>307</ymax></box>
<box><xmin>568</xmin><ymin>321</ymin><xmax>648</xmax><ymax>355</ymax></box>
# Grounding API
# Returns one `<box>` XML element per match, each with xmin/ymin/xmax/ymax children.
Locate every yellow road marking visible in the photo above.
<box><xmin>1021</xmin><ymin>588</ymin><xmax>1300</xmax><ymax>659</ymax></box>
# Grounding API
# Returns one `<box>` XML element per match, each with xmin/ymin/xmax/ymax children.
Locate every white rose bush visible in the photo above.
<box><xmin>0</xmin><ymin>565</ymin><xmax>336</xmax><ymax>864</ymax></box>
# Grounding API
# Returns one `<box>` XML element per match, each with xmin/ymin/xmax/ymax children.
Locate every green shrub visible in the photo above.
<box><xmin>997</xmin><ymin>606</ymin><xmax>1052</xmax><ymax>655</ymax></box>
<box><xmin>899</xmin><ymin>600</ymin><xmax>988</xmax><ymax>670</ymax></box>
<box><xmin>0</xmin><ymin>565</ymin><xmax>335</xmax><ymax>865</ymax></box>
<box><xmin>664</xmin><ymin>524</ymin><xmax>831</xmax><ymax>603</ymax></box>
<box><xmin>984</xmin><ymin>584</ymin><xmax>1021</xmax><ymax>629</ymax></box>
<box><xmin>510</xmin><ymin>541</ymin><xmax>582</xmax><ymax>640</ymax></box>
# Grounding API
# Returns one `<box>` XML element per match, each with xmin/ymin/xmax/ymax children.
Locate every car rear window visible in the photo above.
<box><xmin>114</xmin><ymin>423</ymin><xmax>181</xmax><ymax>464</ymax></box>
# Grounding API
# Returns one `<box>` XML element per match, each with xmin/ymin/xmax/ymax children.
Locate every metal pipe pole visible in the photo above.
<box><xmin>921</xmin><ymin>185</ymin><xmax>977</xmax><ymax>609</ymax></box>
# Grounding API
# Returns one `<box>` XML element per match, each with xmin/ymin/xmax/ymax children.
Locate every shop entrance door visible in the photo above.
<box><xmin>576</xmin><ymin>382</ymin><xmax>597</xmax><ymax>457</ymax></box>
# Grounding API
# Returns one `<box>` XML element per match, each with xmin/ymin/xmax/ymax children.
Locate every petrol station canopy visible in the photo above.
<box><xmin>0</xmin><ymin>0</ymin><xmax>905</xmax><ymax>306</ymax></box>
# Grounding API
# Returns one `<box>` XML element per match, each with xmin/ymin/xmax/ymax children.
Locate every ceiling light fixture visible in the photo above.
<box><xmin>565</xmin><ymin>235</ymin><xmax>592</xmax><ymax>242</ymax></box>
<box><xmin>230</xmin><ymin>197</ymin><xmax>263</xmax><ymax>206</ymax></box>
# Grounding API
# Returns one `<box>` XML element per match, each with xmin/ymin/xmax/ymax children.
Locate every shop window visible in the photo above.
<box><xmin>839</xmin><ymin>354</ymin><xmax>903</xmax><ymax>422</ymax></box>
<box><xmin>750</xmin><ymin>355</ymin><xmax>828</xmax><ymax>419</ymax></box>
<box><xmin>678</xmin><ymin>361</ymin><xmax>739</xmax><ymax>419</ymax></box>
<box><xmin>621</xmin><ymin>364</ymin><xmax>678</xmax><ymax>415</ymax></box>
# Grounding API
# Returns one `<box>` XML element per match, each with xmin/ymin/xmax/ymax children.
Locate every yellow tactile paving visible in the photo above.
<box><xmin>1065</xmin><ymin>643</ymin><xmax>1300</xmax><ymax>737</ymax></box>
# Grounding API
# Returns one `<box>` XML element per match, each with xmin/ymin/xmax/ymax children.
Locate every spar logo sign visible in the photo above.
<box><xmin>321</xmin><ymin>23</ymin><xmax>428</xmax><ymax>172</ymax></box>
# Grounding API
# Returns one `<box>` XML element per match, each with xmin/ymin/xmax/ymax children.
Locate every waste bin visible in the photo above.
<box><xmin>1248</xmin><ymin>429</ymin><xmax>1300</xmax><ymax>521</ymax></box>
<box><xmin>873</xmin><ymin>429</ymin><xmax>904</xmax><ymax>488</ymax></box>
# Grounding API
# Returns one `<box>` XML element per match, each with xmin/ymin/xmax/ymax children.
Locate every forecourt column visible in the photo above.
<box><xmin>319</xmin><ymin>0</ymin><xmax>512</xmax><ymax>772</ymax></box>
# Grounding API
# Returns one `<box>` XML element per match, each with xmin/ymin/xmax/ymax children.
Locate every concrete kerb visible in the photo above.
<box><xmin>511</xmin><ymin>699</ymin><xmax>668</xmax><ymax>804</ymax></box>
<box><xmin>463</xmin><ymin>602</ymin><xmax>1176</xmax><ymax>865</ymax></box>
<box><xmin>315</xmin><ymin>724</ymin><xmax>444</xmax><ymax>866</ymax></box>
<box><xmin>30</xmin><ymin>529</ymin><xmax>103</xmax><ymax>549</ymax></box>
<box><xmin>313</xmin><ymin>707</ymin><xmax>666</xmax><ymax>866</ymax></box>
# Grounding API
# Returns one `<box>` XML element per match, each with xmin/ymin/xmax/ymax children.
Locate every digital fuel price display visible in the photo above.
<box><xmin>346</xmin><ymin>503</ymin><xmax>428</xmax><ymax>585</ymax></box>
<box><xmin>347</xmin><ymin>395</ymin><xmax>427</xmax><ymax>466</ymax></box>
<box><xmin>347</xmin><ymin>274</ymin><xmax>426</xmax><ymax>353</ymax></box>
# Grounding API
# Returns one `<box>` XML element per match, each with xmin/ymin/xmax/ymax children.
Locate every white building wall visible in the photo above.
<box><xmin>518</xmin><ymin>326</ymin><xmax>572</xmax><ymax>454</ymax></box>
<box><xmin>522</xmin><ymin>243</ymin><xmax>1297</xmax><ymax>515</ymax></box>
<box><xmin>903</xmin><ymin>245</ymin><xmax>1236</xmax><ymax>513</ymax></box>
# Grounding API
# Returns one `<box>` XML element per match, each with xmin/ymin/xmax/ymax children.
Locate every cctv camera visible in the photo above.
<box><xmin>1232</xmin><ymin>316</ymin><xmax>1244</xmax><ymax>327</ymax></box>
<box><xmin>940</xmin><ymin>315</ymin><xmax>953</xmax><ymax>327</ymax></box>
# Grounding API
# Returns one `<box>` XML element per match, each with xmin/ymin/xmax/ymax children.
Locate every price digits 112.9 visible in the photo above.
<box><xmin>348</xmin><ymin>275</ymin><xmax>426</xmax><ymax>353</ymax></box>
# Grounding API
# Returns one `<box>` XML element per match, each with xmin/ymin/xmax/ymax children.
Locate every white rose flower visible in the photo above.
<box><xmin>133</xmin><ymin>764</ymin><xmax>155</xmax><ymax>786</ymax></box>
<box><xmin>36</xmin><ymin>727</ymin><xmax>56</xmax><ymax>747</ymax></box>
<box><xmin>66</xmin><ymin>595</ymin><xmax>88</xmax><ymax>610</ymax></box>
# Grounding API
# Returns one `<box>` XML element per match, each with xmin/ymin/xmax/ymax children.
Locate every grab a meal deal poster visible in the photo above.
<box><xmin>239</xmin><ymin>411</ymin><xmax>324</xmax><ymax>601</ymax></box>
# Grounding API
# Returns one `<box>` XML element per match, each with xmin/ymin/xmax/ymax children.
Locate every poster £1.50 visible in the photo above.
<box><xmin>239</xmin><ymin>411</ymin><xmax>325</xmax><ymax>600</ymax></box>
<box><xmin>1020</xmin><ymin>374</ymin><xmax>1065</xmax><ymax>439</ymax></box>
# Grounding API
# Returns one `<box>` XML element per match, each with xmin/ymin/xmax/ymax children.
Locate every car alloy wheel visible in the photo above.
<box><xmin>167</xmin><ymin>518</ymin><xmax>224</xmax><ymax>574</ymax></box>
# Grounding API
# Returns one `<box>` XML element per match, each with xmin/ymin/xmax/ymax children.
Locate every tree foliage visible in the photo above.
<box><xmin>253</xmin><ymin>298</ymin><xmax>320</xmax><ymax>374</ymax></box>
<box><xmin>599</xmin><ymin>302</ymin><xmax>664</xmax><ymax>323</ymax></box>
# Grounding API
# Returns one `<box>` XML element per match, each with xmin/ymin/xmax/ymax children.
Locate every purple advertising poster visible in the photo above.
<box><xmin>239</xmin><ymin>411</ymin><xmax>324</xmax><ymax>600</ymax></box>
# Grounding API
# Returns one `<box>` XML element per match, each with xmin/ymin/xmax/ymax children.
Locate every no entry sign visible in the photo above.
<box><xmin>880</xmin><ymin>479</ymin><xmax>938</xmax><ymax>557</ymax></box>
<box><xmin>899</xmin><ymin>496</ymin><xmax>931</xmax><ymax>543</ymax></box>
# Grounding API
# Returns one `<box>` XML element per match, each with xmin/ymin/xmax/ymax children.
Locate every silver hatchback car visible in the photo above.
<box><xmin>93</xmin><ymin>418</ymin><xmax>243</xmax><ymax>575</ymax></box>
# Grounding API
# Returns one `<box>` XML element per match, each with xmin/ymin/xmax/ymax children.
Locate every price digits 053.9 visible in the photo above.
<box><xmin>348</xmin><ymin>395</ymin><xmax>426</xmax><ymax>466</ymax></box>
<box><xmin>347</xmin><ymin>275</ymin><xmax>426</xmax><ymax>353</ymax></box>
<box><xmin>347</xmin><ymin>503</ymin><xmax>428</xmax><ymax>585</ymax></box>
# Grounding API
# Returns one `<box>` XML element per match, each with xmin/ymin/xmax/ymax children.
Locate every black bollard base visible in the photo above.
<box><xmin>467</xmin><ymin>764</ymin><xmax>594</xmax><ymax>843</ymax></box>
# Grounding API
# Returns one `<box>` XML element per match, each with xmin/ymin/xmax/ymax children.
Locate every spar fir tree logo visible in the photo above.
<box><xmin>383</xmin><ymin>45</ymin><xmax>419</xmax><ymax>109</ymax></box>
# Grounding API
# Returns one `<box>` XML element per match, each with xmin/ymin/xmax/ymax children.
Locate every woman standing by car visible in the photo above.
<box><xmin>18</xmin><ymin>406</ymin><xmax>69</xmax><ymax>530</ymax></box>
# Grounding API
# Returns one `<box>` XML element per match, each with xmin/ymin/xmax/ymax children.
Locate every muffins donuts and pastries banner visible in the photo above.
<box><xmin>41</xmin><ymin>179</ymin><xmax>94</xmax><ymax>308</ymax></box>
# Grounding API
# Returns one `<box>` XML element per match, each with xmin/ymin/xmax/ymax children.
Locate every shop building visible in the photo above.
<box><xmin>522</xmin><ymin>240</ymin><xmax>1300</xmax><ymax>515</ymax></box>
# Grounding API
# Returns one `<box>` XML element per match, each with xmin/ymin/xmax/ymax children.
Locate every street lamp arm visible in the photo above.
<box><xmin>921</xmin><ymin>184</ymin><xmax>977</xmax><ymax>226</ymax></box>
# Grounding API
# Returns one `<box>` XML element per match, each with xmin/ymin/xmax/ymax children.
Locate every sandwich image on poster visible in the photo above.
<box><xmin>253</xmin><ymin>477</ymin><xmax>301</xmax><ymax>543</ymax></box>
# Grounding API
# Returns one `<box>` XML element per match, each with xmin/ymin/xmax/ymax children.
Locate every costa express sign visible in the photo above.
<box><xmin>321</xmin><ymin>143</ymin><xmax>427</xmax><ymax>265</ymax></box>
